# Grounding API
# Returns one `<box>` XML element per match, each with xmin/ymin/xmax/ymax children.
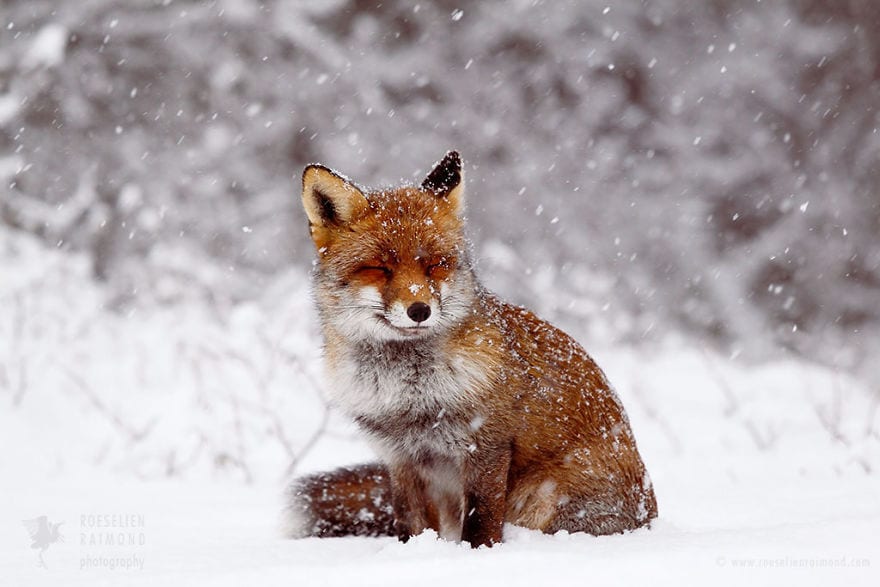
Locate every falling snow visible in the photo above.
<box><xmin>1</xmin><ymin>0</ymin><xmax>879</xmax><ymax>582</ymax></box>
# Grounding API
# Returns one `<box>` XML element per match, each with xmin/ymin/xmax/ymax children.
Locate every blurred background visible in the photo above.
<box><xmin>1</xmin><ymin>0</ymin><xmax>879</xmax><ymax>481</ymax></box>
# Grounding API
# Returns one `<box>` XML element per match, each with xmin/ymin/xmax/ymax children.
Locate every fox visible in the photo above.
<box><xmin>285</xmin><ymin>151</ymin><xmax>657</xmax><ymax>547</ymax></box>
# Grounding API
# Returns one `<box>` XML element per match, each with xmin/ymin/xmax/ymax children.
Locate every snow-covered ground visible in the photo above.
<box><xmin>2</xmin><ymin>229</ymin><xmax>879</xmax><ymax>585</ymax></box>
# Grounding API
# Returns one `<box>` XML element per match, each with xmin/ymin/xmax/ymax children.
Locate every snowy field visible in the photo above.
<box><xmin>1</xmin><ymin>229</ymin><xmax>879</xmax><ymax>586</ymax></box>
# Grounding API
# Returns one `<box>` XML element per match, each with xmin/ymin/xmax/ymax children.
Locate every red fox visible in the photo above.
<box><xmin>285</xmin><ymin>151</ymin><xmax>657</xmax><ymax>547</ymax></box>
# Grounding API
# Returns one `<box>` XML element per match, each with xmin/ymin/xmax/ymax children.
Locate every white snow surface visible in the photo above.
<box><xmin>1</xmin><ymin>229</ymin><xmax>879</xmax><ymax>585</ymax></box>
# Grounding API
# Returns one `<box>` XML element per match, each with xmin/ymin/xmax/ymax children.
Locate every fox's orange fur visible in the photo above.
<box><xmin>286</xmin><ymin>152</ymin><xmax>657</xmax><ymax>547</ymax></box>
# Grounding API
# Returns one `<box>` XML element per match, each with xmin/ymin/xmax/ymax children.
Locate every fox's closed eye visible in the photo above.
<box><xmin>426</xmin><ymin>257</ymin><xmax>453</xmax><ymax>278</ymax></box>
<box><xmin>357</xmin><ymin>265</ymin><xmax>392</xmax><ymax>276</ymax></box>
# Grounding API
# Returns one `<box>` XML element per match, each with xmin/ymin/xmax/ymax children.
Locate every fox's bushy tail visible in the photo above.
<box><xmin>284</xmin><ymin>463</ymin><xmax>396</xmax><ymax>538</ymax></box>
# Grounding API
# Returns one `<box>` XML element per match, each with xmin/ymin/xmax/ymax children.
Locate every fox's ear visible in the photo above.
<box><xmin>302</xmin><ymin>164</ymin><xmax>368</xmax><ymax>229</ymax></box>
<box><xmin>422</xmin><ymin>150</ymin><xmax>464</xmax><ymax>213</ymax></box>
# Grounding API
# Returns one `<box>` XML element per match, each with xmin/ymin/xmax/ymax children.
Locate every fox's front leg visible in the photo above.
<box><xmin>462</xmin><ymin>447</ymin><xmax>511</xmax><ymax>548</ymax></box>
<box><xmin>388</xmin><ymin>462</ymin><xmax>433</xmax><ymax>542</ymax></box>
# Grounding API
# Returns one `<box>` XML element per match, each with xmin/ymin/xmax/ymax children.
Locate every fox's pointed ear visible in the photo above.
<box><xmin>422</xmin><ymin>151</ymin><xmax>464</xmax><ymax>213</ymax></box>
<box><xmin>302</xmin><ymin>164</ymin><xmax>368</xmax><ymax>230</ymax></box>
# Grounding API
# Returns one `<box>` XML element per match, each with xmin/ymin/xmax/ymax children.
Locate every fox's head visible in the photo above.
<box><xmin>301</xmin><ymin>151</ymin><xmax>478</xmax><ymax>342</ymax></box>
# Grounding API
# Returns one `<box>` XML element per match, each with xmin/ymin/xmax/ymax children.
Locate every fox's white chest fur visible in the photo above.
<box><xmin>326</xmin><ymin>339</ymin><xmax>489</xmax><ymax>460</ymax></box>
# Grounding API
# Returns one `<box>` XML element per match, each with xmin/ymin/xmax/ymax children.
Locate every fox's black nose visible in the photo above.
<box><xmin>407</xmin><ymin>302</ymin><xmax>431</xmax><ymax>324</ymax></box>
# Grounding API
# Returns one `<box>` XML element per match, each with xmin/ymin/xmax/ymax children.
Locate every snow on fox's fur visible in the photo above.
<box><xmin>285</xmin><ymin>151</ymin><xmax>657</xmax><ymax>547</ymax></box>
